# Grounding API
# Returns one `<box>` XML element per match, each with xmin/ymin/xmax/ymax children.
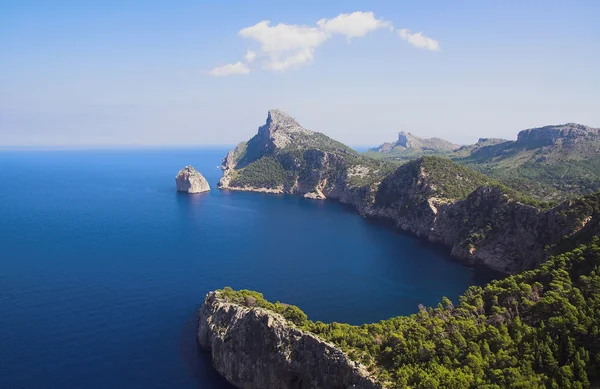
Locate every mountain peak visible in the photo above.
<box><xmin>371</xmin><ymin>132</ymin><xmax>459</xmax><ymax>153</ymax></box>
<box><xmin>517</xmin><ymin>123</ymin><xmax>600</xmax><ymax>147</ymax></box>
<box><xmin>266</xmin><ymin>109</ymin><xmax>302</xmax><ymax>129</ymax></box>
<box><xmin>397</xmin><ymin>132</ymin><xmax>424</xmax><ymax>148</ymax></box>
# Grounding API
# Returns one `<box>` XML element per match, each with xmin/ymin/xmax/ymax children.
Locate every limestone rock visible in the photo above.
<box><xmin>176</xmin><ymin>165</ymin><xmax>210</xmax><ymax>193</ymax></box>
<box><xmin>198</xmin><ymin>291</ymin><xmax>382</xmax><ymax>389</ymax></box>
<box><xmin>516</xmin><ymin>123</ymin><xmax>600</xmax><ymax>147</ymax></box>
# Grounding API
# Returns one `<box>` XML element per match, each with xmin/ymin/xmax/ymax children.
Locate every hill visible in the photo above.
<box><xmin>213</xmin><ymin>229</ymin><xmax>600</xmax><ymax>388</ymax></box>
<box><xmin>366</xmin><ymin>123</ymin><xmax>600</xmax><ymax>202</ymax></box>
<box><xmin>367</xmin><ymin>131</ymin><xmax>459</xmax><ymax>162</ymax></box>
<box><xmin>218</xmin><ymin>112</ymin><xmax>597</xmax><ymax>273</ymax></box>
<box><xmin>218</xmin><ymin>109</ymin><xmax>396</xmax><ymax>199</ymax></box>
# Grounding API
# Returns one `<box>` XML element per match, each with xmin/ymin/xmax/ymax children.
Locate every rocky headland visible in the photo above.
<box><xmin>176</xmin><ymin>165</ymin><xmax>210</xmax><ymax>193</ymax></box>
<box><xmin>217</xmin><ymin>109</ymin><xmax>597</xmax><ymax>273</ymax></box>
<box><xmin>201</xmin><ymin>110</ymin><xmax>600</xmax><ymax>388</ymax></box>
<box><xmin>198</xmin><ymin>290</ymin><xmax>381</xmax><ymax>389</ymax></box>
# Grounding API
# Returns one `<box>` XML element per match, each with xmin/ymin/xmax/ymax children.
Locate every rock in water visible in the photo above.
<box><xmin>176</xmin><ymin>166</ymin><xmax>210</xmax><ymax>193</ymax></box>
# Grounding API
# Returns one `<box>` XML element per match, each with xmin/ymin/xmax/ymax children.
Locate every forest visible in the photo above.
<box><xmin>220</xmin><ymin>233</ymin><xmax>600</xmax><ymax>388</ymax></box>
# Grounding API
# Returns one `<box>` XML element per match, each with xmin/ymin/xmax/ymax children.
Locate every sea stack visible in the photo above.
<box><xmin>176</xmin><ymin>166</ymin><xmax>210</xmax><ymax>193</ymax></box>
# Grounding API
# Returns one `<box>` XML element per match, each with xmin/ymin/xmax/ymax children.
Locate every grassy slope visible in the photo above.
<box><xmin>367</xmin><ymin>138</ymin><xmax>600</xmax><ymax>202</ymax></box>
<box><xmin>375</xmin><ymin>156</ymin><xmax>549</xmax><ymax>208</ymax></box>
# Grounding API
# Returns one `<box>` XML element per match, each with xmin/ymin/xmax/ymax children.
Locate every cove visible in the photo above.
<box><xmin>0</xmin><ymin>148</ymin><xmax>493</xmax><ymax>388</ymax></box>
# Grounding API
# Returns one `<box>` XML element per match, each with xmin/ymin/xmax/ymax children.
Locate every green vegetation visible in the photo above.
<box><xmin>364</xmin><ymin>148</ymin><xmax>454</xmax><ymax>163</ymax></box>
<box><xmin>464</xmin><ymin>158</ymin><xmax>600</xmax><ymax>203</ymax></box>
<box><xmin>230</xmin><ymin>141</ymin><xmax>396</xmax><ymax>191</ymax></box>
<box><xmin>219</xmin><ymin>287</ymin><xmax>308</xmax><ymax>326</ymax></box>
<box><xmin>366</xmin><ymin>127</ymin><xmax>600</xmax><ymax>202</ymax></box>
<box><xmin>219</xmin><ymin>234</ymin><xmax>600</xmax><ymax>388</ymax></box>
<box><xmin>230</xmin><ymin>156</ymin><xmax>291</xmax><ymax>189</ymax></box>
<box><xmin>375</xmin><ymin>156</ymin><xmax>550</xmax><ymax>209</ymax></box>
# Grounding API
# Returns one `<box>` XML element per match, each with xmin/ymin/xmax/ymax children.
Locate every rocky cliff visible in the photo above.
<box><xmin>217</xmin><ymin>110</ymin><xmax>598</xmax><ymax>274</ymax></box>
<box><xmin>218</xmin><ymin>109</ymin><xmax>390</xmax><ymax>200</ymax></box>
<box><xmin>516</xmin><ymin>123</ymin><xmax>600</xmax><ymax>147</ymax></box>
<box><xmin>176</xmin><ymin>165</ymin><xmax>210</xmax><ymax>193</ymax></box>
<box><xmin>197</xmin><ymin>291</ymin><xmax>382</xmax><ymax>389</ymax></box>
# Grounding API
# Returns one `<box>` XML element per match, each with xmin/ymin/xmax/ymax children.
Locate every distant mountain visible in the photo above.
<box><xmin>369</xmin><ymin>131</ymin><xmax>459</xmax><ymax>156</ymax></box>
<box><xmin>367</xmin><ymin>123</ymin><xmax>600</xmax><ymax>201</ymax></box>
<box><xmin>217</xmin><ymin>110</ymin><xmax>598</xmax><ymax>273</ymax></box>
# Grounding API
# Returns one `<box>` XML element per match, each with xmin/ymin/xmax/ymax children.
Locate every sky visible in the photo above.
<box><xmin>1</xmin><ymin>0</ymin><xmax>599</xmax><ymax>147</ymax></box>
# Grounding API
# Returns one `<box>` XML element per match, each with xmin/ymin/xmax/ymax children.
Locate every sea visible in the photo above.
<box><xmin>0</xmin><ymin>148</ymin><xmax>493</xmax><ymax>388</ymax></box>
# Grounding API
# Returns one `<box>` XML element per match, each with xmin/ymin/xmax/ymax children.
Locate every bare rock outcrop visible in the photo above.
<box><xmin>176</xmin><ymin>165</ymin><xmax>210</xmax><ymax>193</ymax></box>
<box><xmin>198</xmin><ymin>291</ymin><xmax>382</xmax><ymax>389</ymax></box>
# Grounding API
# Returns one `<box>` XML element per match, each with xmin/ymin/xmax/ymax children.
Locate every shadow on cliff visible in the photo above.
<box><xmin>180</xmin><ymin>308</ymin><xmax>235</xmax><ymax>389</ymax></box>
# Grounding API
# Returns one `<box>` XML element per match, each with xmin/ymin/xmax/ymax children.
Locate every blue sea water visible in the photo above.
<box><xmin>0</xmin><ymin>148</ymin><xmax>492</xmax><ymax>388</ymax></box>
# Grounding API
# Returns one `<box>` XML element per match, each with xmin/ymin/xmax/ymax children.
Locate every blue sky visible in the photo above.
<box><xmin>1</xmin><ymin>0</ymin><xmax>599</xmax><ymax>146</ymax></box>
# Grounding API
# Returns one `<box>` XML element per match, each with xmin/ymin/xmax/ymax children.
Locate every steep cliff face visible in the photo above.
<box><xmin>218</xmin><ymin>109</ymin><xmax>391</xmax><ymax>199</ymax></box>
<box><xmin>368</xmin><ymin>182</ymin><xmax>588</xmax><ymax>273</ymax></box>
<box><xmin>198</xmin><ymin>291</ymin><xmax>382</xmax><ymax>389</ymax></box>
<box><xmin>175</xmin><ymin>165</ymin><xmax>210</xmax><ymax>193</ymax></box>
<box><xmin>516</xmin><ymin>123</ymin><xmax>600</xmax><ymax>147</ymax></box>
<box><xmin>218</xmin><ymin>111</ymin><xmax>598</xmax><ymax>274</ymax></box>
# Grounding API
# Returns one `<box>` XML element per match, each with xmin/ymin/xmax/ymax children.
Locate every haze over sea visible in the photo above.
<box><xmin>0</xmin><ymin>148</ymin><xmax>492</xmax><ymax>388</ymax></box>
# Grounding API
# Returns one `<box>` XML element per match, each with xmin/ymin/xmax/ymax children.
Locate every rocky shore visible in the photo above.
<box><xmin>197</xmin><ymin>291</ymin><xmax>382</xmax><ymax>389</ymax></box>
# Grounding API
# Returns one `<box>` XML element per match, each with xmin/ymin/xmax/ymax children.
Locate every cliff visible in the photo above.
<box><xmin>218</xmin><ymin>110</ymin><xmax>598</xmax><ymax>274</ymax></box>
<box><xmin>516</xmin><ymin>123</ymin><xmax>600</xmax><ymax>147</ymax></box>
<box><xmin>201</xmin><ymin>236</ymin><xmax>600</xmax><ymax>388</ymax></box>
<box><xmin>176</xmin><ymin>165</ymin><xmax>210</xmax><ymax>193</ymax></box>
<box><xmin>197</xmin><ymin>290</ymin><xmax>382</xmax><ymax>389</ymax></box>
<box><xmin>218</xmin><ymin>109</ymin><xmax>392</xmax><ymax>200</ymax></box>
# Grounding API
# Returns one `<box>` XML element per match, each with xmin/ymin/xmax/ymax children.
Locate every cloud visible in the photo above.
<box><xmin>245</xmin><ymin>50</ymin><xmax>257</xmax><ymax>63</ymax></box>
<box><xmin>398</xmin><ymin>29</ymin><xmax>440</xmax><ymax>51</ymax></box>
<box><xmin>317</xmin><ymin>11</ymin><xmax>392</xmax><ymax>38</ymax></box>
<box><xmin>239</xmin><ymin>20</ymin><xmax>328</xmax><ymax>71</ymax></box>
<box><xmin>209</xmin><ymin>61</ymin><xmax>251</xmax><ymax>76</ymax></box>
<box><xmin>210</xmin><ymin>11</ymin><xmax>441</xmax><ymax>75</ymax></box>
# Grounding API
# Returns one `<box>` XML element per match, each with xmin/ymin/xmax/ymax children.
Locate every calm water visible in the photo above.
<box><xmin>0</xmin><ymin>149</ymin><xmax>490</xmax><ymax>388</ymax></box>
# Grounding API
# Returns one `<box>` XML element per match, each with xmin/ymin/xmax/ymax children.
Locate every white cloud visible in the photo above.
<box><xmin>239</xmin><ymin>20</ymin><xmax>328</xmax><ymax>71</ymax></box>
<box><xmin>209</xmin><ymin>61</ymin><xmax>251</xmax><ymax>76</ymax></box>
<box><xmin>240</xmin><ymin>20</ymin><xmax>328</xmax><ymax>54</ymax></box>
<box><xmin>398</xmin><ymin>29</ymin><xmax>440</xmax><ymax>51</ymax></box>
<box><xmin>264</xmin><ymin>48</ymin><xmax>315</xmax><ymax>71</ymax></box>
<box><xmin>245</xmin><ymin>50</ymin><xmax>257</xmax><ymax>62</ymax></box>
<box><xmin>317</xmin><ymin>11</ymin><xmax>392</xmax><ymax>38</ymax></box>
<box><xmin>210</xmin><ymin>12</ymin><xmax>441</xmax><ymax>75</ymax></box>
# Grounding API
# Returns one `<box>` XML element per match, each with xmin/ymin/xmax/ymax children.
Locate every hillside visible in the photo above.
<box><xmin>367</xmin><ymin>123</ymin><xmax>600</xmax><ymax>202</ymax></box>
<box><xmin>213</xmin><ymin>230</ymin><xmax>600</xmax><ymax>388</ymax></box>
<box><xmin>204</xmin><ymin>193</ymin><xmax>600</xmax><ymax>388</ymax></box>
<box><xmin>218</xmin><ymin>109</ymin><xmax>396</xmax><ymax>199</ymax></box>
<box><xmin>209</xmin><ymin>111</ymin><xmax>600</xmax><ymax>388</ymax></box>
<box><xmin>218</xmin><ymin>112</ymin><xmax>597</xmax><ymax>273</ymax></box>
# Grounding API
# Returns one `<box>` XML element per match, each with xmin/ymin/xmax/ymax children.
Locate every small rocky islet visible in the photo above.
<box><xmin>196</xmin><ymin>110</ymin><xmax>600</xmax><ymax>388</ymax></box>
<box><xmin>175</xmin><ymin>165</ymin><xmax>210</xmax><ymax>193</ymax></box>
